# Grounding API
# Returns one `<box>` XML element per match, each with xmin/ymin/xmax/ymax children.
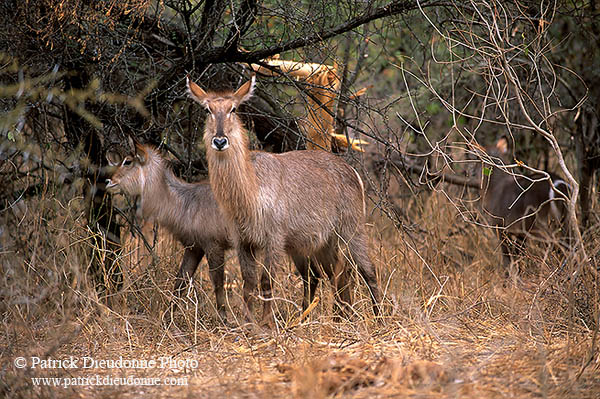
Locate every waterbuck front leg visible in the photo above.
<box><xmin>205</xmin><ymin>246</ymin><xmax>227</xmax><ymax>323</ymax></box>
<box><xmin>174</xmin><ymin>246</ymin><xmax>204</xmax><ymax>296</ymax></box>
<box><xmin>164</xmin><ymin>246</ymin><xmax>204</xmax><ymax>326</ymax></box>
<box><xmin>291</xmin><ymin>254</ymin><xmax>320</xmax><ymax>312</ymax></box>
<box><xmin>237</xmin><ymin>242</ymin><xmax>260</xmax><ymax>324</ymax></box>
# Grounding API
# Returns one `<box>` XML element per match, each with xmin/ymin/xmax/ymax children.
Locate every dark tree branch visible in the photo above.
<box><xmin>196</xmin><ymin>0</ymin><xmax>227</xmax><ymax>51</ymax></box>
<box><xmin>224</xmin><ymin>0</ymin><xmax>258</xmax><ymax>52</ymax></box>
<box><xmin>373</xmin><ymin>153</ymin><xmax>481</xmax><ymax>190</ymax></box>
<box><xmin>199</xmin><ymin>0</ymin><xmax>439</xmax><ymax>64</ymax></box>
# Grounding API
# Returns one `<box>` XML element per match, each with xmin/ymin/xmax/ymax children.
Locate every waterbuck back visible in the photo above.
<box><xmin>187</xmin><ymin>76</ymin><xmax>381</xmax><ymax>325</ymax></box>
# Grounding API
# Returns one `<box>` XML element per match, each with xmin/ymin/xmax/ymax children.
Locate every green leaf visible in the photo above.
<box><xmin>426</xmin><ymin>102</ymin><xmax>441</xmax><ymax>115</ymax></box>
<box><xmin>483</xmin><ymin>166</ymin><xmax>492</xmax><ymax>177</ymax></box>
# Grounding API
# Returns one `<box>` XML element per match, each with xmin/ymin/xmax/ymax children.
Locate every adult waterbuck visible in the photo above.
<box><xmin>105</xmin><ymin>140</ymin><xmax>233</xmax><ymax>322</ymax></box>
<box><xmin>187</xmin><ymin>76</ymin><xmax>381</xmax><ymax>325</ymax></box>
<box><xmin>478</xmin><ymin>136</ymin><xmax>570</xmax><ymax>271</ymax></box>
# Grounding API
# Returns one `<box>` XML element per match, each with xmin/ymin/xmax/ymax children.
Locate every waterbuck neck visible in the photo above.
<box><xmin>205</xmin><ymin>130</ymin><xmax>259</xmax><ymax>229</ymax></box>
<box><xmin>137</xmin><ymin>152</ymin><xmax>196</xmax><ymax>231</ymax></box>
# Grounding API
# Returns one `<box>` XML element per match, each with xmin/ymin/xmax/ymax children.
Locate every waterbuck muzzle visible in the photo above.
<box><xmin>105</xmin><ymin>178</ymin><xmax>117</xmax><ymax>191</ymax></box>
<box><xmin>212</xmin><ymin>136</ymin><xmax>229</xmax><ymax>151</ymax></box>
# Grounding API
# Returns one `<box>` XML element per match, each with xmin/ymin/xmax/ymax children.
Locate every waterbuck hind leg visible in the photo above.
<box><xmin>498</xmin><ymin>232</ymin><xmax>528</xmax><ymax>282</ymax></box>
<box><xmin>345</xmin><ymin>233</ymin><xmax>381</xmax><ymax>316</ymax></box>
<box><xmin>206</xmin><ymin>247</ymin><xmax>227</xmax><ymax>323</ymax></box>
<box><xmin>165</xmin><ymin>247</ymin><xmax>204</xmax><ymax>326</ymax></box>
<box><xmin>259</xmin><ymin>243</ymin><xmax>285</xmax><ymax>327</ymax></box>
<box><xmin>333</xmin><ymin>259</ymin><xmax>354</xmax><ymax>320</ymax></box>
<box><xmin>314</xmin><ymin>245</ymin><xmax>353</xmax><ymax>319</ymax></box>
<box><xmin>498</xmin><ymin>234</ymin><xmax>513</xmax><ymax>274</ymax></box>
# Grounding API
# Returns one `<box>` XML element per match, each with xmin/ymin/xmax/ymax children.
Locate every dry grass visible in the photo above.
<box><xmin>1</xmin><ymin>177</ymin><xmax>599</xmax><ymax>398</ymax></box>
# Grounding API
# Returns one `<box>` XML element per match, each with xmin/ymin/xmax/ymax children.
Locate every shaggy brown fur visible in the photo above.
<box><xmin>188</xmin><ymin>76</ymin><xmax>381</xmax><ymax>324</ymax></box>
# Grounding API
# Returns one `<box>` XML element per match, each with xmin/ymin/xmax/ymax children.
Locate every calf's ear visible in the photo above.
<box><xmin>106</xmin><ymin>151</ymin><xmax>121</xmax><ymax>167</ymax></box>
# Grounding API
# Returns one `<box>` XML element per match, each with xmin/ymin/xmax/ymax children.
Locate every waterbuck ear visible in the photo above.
<box><xmin>134</xmin><ymin>143</ymin><xmax>148</xmax><ymax>165</ymax></box>
<box><xmin>127</xmin><ymin>135</ymin><xmax>143</xmax><ymax>152</ymax></box>
<box><xmin>187</xmin><ymin>75</ymin><xmax>209</xmax><ymax>107</ymax></box>
<box><xmin>496</xmin><ymin>136</ymin><xmax>509</xmax><ymax>155</ymax></box>
<box><xmin>106</xmin><ymin>151</ymin><xmax>121</xmax><ymax>167</ymax></box>
<box><xmin>233</xmin><ymin>75</ymin><xmax>255</xmax><ymax>105</ymax></box>
<box><xmin>127</xmin><ymin>135</ymin><xmax>135</xmax><ymax>151</ymax></box>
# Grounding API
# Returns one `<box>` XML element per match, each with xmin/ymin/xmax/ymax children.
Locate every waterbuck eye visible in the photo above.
<box><xmin>122</xmin><ymin>158</ymin><xmax>133</xmax><ymax>166</ymax></box>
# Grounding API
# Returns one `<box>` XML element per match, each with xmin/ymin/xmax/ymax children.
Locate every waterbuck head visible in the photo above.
<box><xmin>105</xmin><ymin>138</ymin><xmax>150</xmax><ymax>196</ymax></box>
<box><xmin>187</xmin><ymin>75</ymin><xmax>255</xmax><ymax>152</ymax></box>
<box><xmin>484</xmin><ymin>135</ymin><xmax>510</xmax><ymax>162</ymax></box>
<box><xmin>471</xmin><ymin>136</ymin><xmax>511</xmax><ymax>180</ymax></box>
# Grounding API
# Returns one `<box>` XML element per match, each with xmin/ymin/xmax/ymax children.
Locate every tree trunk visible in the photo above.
<box><xmin>63</xmin><ymin>67</ymin><xmax>123</xmax><ymax>298</ymax></box>
<box><xmin>575</xmin><ymin>106</ymin><xmax>600</xmax><ymax>228</ymax></box>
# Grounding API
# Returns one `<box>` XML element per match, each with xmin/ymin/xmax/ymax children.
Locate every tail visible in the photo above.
<box><xmin>549</xmin><ymin>178</ymin><xmax>570</xmax><ymax>224</ymax></box>
<box><xmin>549</xmin><ymin>178</ymin><xmax>570</xmax><ymax>200</ymax></box>
<box><xmin>351</xmin><ymin>166</ymin><xmax>366</xmax><ymax>217</ymax></box>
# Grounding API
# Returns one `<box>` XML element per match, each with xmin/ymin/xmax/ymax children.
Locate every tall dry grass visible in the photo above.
<box><xmin>1</xmin><ymin>155</ymin><xmax>599</xmax><ymax>398</ymax></box>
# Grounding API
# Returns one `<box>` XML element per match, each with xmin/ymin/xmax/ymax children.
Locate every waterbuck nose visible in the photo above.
<box><xmin>212</xmin><ymin>136</ymin><xmax>229</xmax><ymax>151</ymax></box>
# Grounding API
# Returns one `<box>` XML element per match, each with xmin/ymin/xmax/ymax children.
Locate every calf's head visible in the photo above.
<box><xmin>105</xmin><ymin>140</ymin><xmax>149</xmax><ymax>196</ymax></box>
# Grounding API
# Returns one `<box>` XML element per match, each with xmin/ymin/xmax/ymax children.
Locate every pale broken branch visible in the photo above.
<box><xmin>247</xmin><ymin>58</ymin><xmax>368</xmax><ymax>152</ymax></box>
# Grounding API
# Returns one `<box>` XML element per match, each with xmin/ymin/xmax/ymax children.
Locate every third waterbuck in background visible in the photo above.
<box><xmin>106</xmin><ymin>140</ymin><xmax>233</xmax><ymax>322</ymax></box>
<box><xmin>478</xmin><ymin>136</ymin><xmax>570</xmax><ymax>270</ymax></box>
<box><xmin>187</xmin><ymin>76</ymin><xmax>381</xmax><ymax>324</ymax></box>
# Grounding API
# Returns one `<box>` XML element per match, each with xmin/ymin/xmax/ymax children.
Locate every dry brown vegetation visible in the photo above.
<box><xmin>2</xmin><ymin>0</ymin><xmax>600</xmax><ymax>397</ymax></box>
<box><xmin>1</xmin><ymin>163</ymin><xmax>599</xmax><ymax>398</ymax></box>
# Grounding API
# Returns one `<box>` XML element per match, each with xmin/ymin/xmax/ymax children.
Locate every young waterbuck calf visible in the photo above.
<box><xmin>105</xmin><ymin>140</ymin><xmax>233</xmax><ymax>321</ymax></box>
<box><xmin>187</xmin><ymin>76</ymin><xmax>381</xmax><ymax>324</ymax></box>
<box><xmin>478</xmin><ymin>136</ymin><xmax>570</xmax><ymax>270</ymax></box>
